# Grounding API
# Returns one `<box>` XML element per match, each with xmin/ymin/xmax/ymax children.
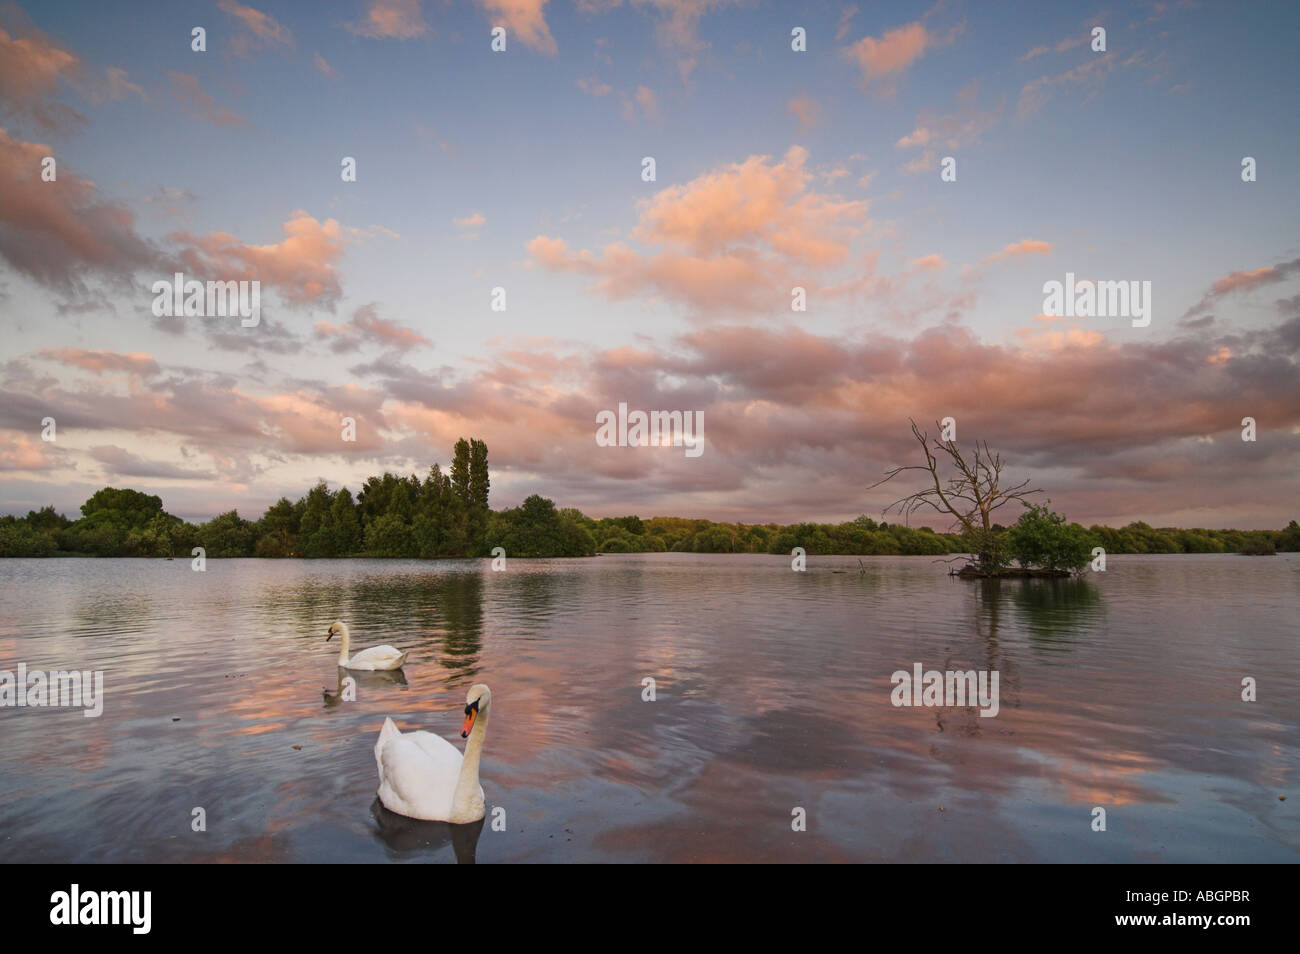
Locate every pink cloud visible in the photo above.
<box><xmin>4</xmin><ymin>302</ymin><xmax>1298</xmax><ymax>526</ymax></box>
<box><xmin>0</xmin><ymin>431</ymin><xmax>57</xmax><ymax>472</ymax></box>
<box><xmin>38</xmin><ymin>349</ymin><xmax>159</xmax><ymax>376</ymax></box>
<box><xmin>477</xmin><ymin>0</ymin><xmax>557</xmax><ymax>55</ymax></box>
<box><xmin>787</xmin><ymin>95</ymin><xmax>822</xmax><ymax>130</ymax></box>
<box><xmin>0</xmin><ymin>22</ymin><xmax>83</xmax><ymax>130</ymax></box>
<box><xmin>847</xmin><ymin>21</ymin><xmax>930</xmax><ymax>80</ymax></box>
<box><xmin>843</xmin><ymin>18</ymin><xmax>957</xmax><ymax>93</ymax></box>
<box><xmin>0</xmin><ymin>129</ymin><xmax>159</xmax><ymax>291</ymax></box>
<box><xmin>346</xmin><ymin>0</ymin><xmax>429</xmax><ymax>39</ymax></box>
<box><xmin>219</xmin><ymin>0</ymin><xmax>293</xmax><ymax>55</ymax></box>
<box><xmin>901</xmin><ymin>150</ymin><xmax>935</xmax><ymax>174</ymax></box>
<box><xmin>171</xmin><ymin>211</ymin><xmax>346</xmax><ymax>306</ymax></box>
<box><xmin>982</xmin><ymin>238</ymin><xmax>1053</xmax><ymax>264</ymax></box>
<box><xmin>1183</xmin><ymin>256</ymin><xmax>1300</xmax><ymax>318</ymax></box>
<box><xmin>163</xmin><ymin>71</ymin><xmax>250</xmax><ymax>127</ymax></box>
<box><xmin>1017</xmin><ymin>56</ymin><xmax>1115</xmax><ymax>119</ymax></box>
<box><xmin>620</xmin><ymin>85</ymin><xmax>659</xmax><ymax>122</ymax></box>
<box><xmin>314</xmin><ymin>304</ymin><xmax>432</xmax><ymax>353</ymax></box>
<box><xmin>577</xmin><ymin>76</ymin><xmax>612</xmax><ymax>97</ymax></box>
<box><xmin>529</xmin><ymin>146</ymin><xmax>870</xmax><ymax>315</ymax></box>
<box><xmin>896</xmin><ymin>83</ymin><xmax>1004</xmax><ymax>151</ymax></box>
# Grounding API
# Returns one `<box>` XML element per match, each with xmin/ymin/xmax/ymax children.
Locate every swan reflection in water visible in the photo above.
<box><xmin>370</xmin><ymin>798</ymin><xmax>484</xmax><ymax>863</ymax></box>
<box><xmin>322</xmin><ymin>666</ymin><xmax>407</xmax><ymax>706</ymax></box>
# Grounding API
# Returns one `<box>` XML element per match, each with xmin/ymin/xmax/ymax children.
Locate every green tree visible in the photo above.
<box><xmin>80</xmin><ymin>487</ymin><xmax>164</xmax><ymax>526</ymax></box>
<box><xmin>469</xmin><ymin>439</ymin><xmax>490</xmax><ymax>510</ymax></box>
<box><xmin>298</xmin><ymin>482</ymin><xmax>335</xmax><ymax>557</ymax></box>
<box><xmin>195</xmin><ymin>510</ymin><xmax>256</xmax><ymax>557</ymax></box>
<box><xmin>330</xmin><ymin>488</ymin><xmax>362</xmax><ymax>555</ymax></box>
<box><xmin>451</xmin><ymin>438</ymin><xmax>471</xmax><ymax>504</ymax></box>
<box><xmin>256</xmin><ymin>497</ymin><xmax>299</xmax><ymax>557</ymax></box>
<box><xmin>0</xmin><ymin>521</ymin><xmax>58</xmax><ymax>557</ymax></box>
<box><xmin>1006</xmin><ymin>503</ymin><xmax>1095</xmax><ymax>572</ymax></box>
<box><xmin>484</xmin><ymin>494</ymin><xmax>595</xmax><ymax>557</ymax></box>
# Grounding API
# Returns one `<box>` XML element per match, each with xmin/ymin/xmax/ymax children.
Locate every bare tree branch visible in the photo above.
<box><xmin>871</xmin><ymin>418</ymin><xmax>1042</xmax><ymax>570</ymax></box>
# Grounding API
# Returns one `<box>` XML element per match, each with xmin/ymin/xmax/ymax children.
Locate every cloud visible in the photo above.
<box><xmin>477</xmin><ymin>0</ymin><xmax>557</xmax><ymax>55</ymax></box>
<box><xmin>453</xmin><ymin>212</ymin><xmax>486</xmax><ymax>238</ymax></box>
<box><xmin>219</xmin><ymin>0</ymin><xmax>293</xmax><ymax>55</ymax></box>
<box><xmin>140</xmin><ymin>185</ymin><xmax>197</xmax><ymax>220</ymax></box>
<box><xmin>346</xmin><ymin>0</ymin><xmax>428</xmax><ymax>39</ymax></box>
<box><xmin>1183</xmin><ymin>256</ymin><xmax>1300</xmax><ymax>318</ymax></box>
<box><xmin>348</xmin><ymin>313</ymin><xmax>1300</xmax><ymax>525</ymax></box>
<box><xmin>627</xmin><ymin>0</ymin><xmax>739</xmax><ymax>85</ymax></box>
<box><xmin>835</xmin><ymin>5</ymin><xmax>858</xmax><ymax>42</ymax></box>
<box><xmin>787</xmin><ymin>95</ymin><xmax>822</xmax><ymax>130</ymax></box>
<box><xmin>37</xmin><ymin>349</ymin><xmax>159</xmax><ymax>376</ymax></box>
<box><xmin>529</xmin><ymin>146</ymin><xmax>870</xmax><ymax>316</ymax></box>
<box><xmin>163</xmin><ymin>71</ymin><xmax>250</xmax><ymax>127</ymax></box>
<box><xmin>315</xmin><ymin>303</ymin><xmax>432</xmax><ymax>353</ymax></box>
<box><xmin>0</xmin><ymin>431</ymin><xmax>59</xmax><ymax>472</ymax></box>
<box><xmin>911</xmin><ymin>254</ymin><xmax>945</xmax><ymax>272</ymax></box>
<box><xmin>1017</xmin><ymin>55</ymin><xmax>1114</xmax><ymax>119</ymax></box>
<box><xmin>89</xmin><ymin>445</ymin><xmax>216</xmax><ymax>480</ymax></box>
<box><xmin>0</xmin><ymin>358</ymin><xmax>393</xmax><ymax>474</ymax></box>
<box><xmin>1020</xmin><ymin>29</ymin><xmax>1090</xmax><ymax>62</ymax></box>
<box><xmin>101</xmin><ymin>67</ymin><xmax>145</xmax><ymax>103</ymax></box>
<box><xmin>620</xmin><ymin>85</ymin><xmax>659</xmax><ymax>121</ymax></box>
<box><xmin>0</xmin><ymin>128</ymin><xmax>160</xmax><ymax>293</ymax></box>
<box><xmin>901</xmin><ymin>150</ymin><xmax>934</xmax><ymax>174</ymax></box>
<box><xmin>896</xmin><ymin>83</ymin><xmax>1003</xmax><ymax>151</ymax></box>
<box><xmin>314</xmin><ymin>53</ymin><xmax>337</xmax><ymax>78</ymax></box>
<box><xmin>5</xmin><ymin>301</ymin><xmax>1298</xmax><ymax>526</ymax></box>
<box><xmin>0</xmin><ymin>21</ymin><xmax>84</xmax><ymax>130</ymax></box>
<box><xmin>982</xmin><ymin>238</ymin><xmax>1052</xmax><ymax>264</ymax></box>
<box><xmin>578</xmin><ymin>75</ymin><xmax>613</xmax><ymax>97</ymax></box>
<box><xmin>170</xmin><ymin>210</ymin><xmax>346</xmax><ymax>307</ymax></box>
<box><xmin>0</xmin><ymin>13</ymin><xmax>147</xmax><ymax>128</ymax></box>
<box><xmin>843</xmin><ymin>18</ymin><xmax>956</xmax><ymax>93</ymax></box>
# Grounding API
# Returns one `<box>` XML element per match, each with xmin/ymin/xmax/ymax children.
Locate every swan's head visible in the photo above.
<box><xmin>461</xmin><ymin>683</ymin><xmax>491</xmax><ymax>738</ymax></box>
<box><xmin>325</xmin><ymin>621</ymin><xmax>348</xmax><ymax>641</ymax></box>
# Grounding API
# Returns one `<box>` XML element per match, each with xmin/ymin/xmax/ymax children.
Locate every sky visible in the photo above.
<box><xmin>0</xmin><ymin>0</ymin><xmax>1297</xmax><ymax>528</ymax></box>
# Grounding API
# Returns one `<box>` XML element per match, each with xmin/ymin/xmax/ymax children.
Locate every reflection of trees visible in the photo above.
<box><xmin>253</xmin><ymin>567</ymin><xmax>492</xmax><ymax>672</ymax></box>
<box><xmin>439</xmin><ymin>573</ymin><xmax>485</xmax><ymax>667</ymax></box>
<box><xmin>1011</xmin><ymin>577</ymin><xmax>1104</xmax><ymax>650</ymax></box>
<box><xmin>966</xmin><ymin>576</ymin><xmax>1104</xmax><ymax>660</ymax></box>
<box><xmin>972</xmin><ymin>579</ymin><xmax>1004</xmax><ymax>671</ymax></box>
<box><xmin>508</xmin><ymin>570</ymin><xmax>561</xmax><ymax>634</ymax></box>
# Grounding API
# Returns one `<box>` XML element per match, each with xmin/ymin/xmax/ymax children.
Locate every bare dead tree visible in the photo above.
<box><xmin>870</xmin><ymin>419</ymin><xmax>1041</xmax><ymax>571</ymax></box>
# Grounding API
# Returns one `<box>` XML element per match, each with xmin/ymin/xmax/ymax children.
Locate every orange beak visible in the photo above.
<box><xmin>461</xmin><ymin>709</ymin><xmax>476</xmax><ymax>738</ymax></box>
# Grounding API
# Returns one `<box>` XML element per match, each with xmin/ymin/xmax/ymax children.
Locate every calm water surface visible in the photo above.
<box><xmin>0</xmin><ymin>553</ymin><xmax>1296</xmax><ymax>863</ymax></box>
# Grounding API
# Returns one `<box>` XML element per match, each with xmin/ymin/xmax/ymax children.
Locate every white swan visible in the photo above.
<box><xmin>326</xmin><ymin>621</ymin><xmax>408</xmax><ymax>671</ymax></box>
<box><xmin>374</xmin><ymin>684</ymin><xmax>491</xmax><ymax>823</ymax></box>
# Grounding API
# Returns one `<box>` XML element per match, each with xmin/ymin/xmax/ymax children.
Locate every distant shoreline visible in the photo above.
<box><xmin>3</xmin><ymin>480</ymin><xmax>1297</xmax><ymax>561</ymax></box>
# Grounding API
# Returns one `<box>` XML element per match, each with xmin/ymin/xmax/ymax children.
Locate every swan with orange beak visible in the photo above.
<box><xmin>374</xmin><ymin>684</ymin><xmax>492</xmax><ymax>823</ymax></box>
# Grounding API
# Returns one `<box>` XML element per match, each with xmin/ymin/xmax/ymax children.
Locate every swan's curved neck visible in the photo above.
<box><xmin>452</xmin><ymin>706</ymin><xmax>489</xmax><ymax>814</ymax></box>
<box><xmin>336</xmin><ymin>624</ymin><xmax>350</xmax><ymax>665</ymax></box>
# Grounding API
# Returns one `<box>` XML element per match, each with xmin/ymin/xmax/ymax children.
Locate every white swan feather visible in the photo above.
<box><xmin>375</xmin><ymin>684</ymin><xmax>491</xmax><ymax>823</ymax></box>
<box><xmin>325</xmin><ymin>621</ymin><xmax>408</xmax><ymax>671</ymax></box>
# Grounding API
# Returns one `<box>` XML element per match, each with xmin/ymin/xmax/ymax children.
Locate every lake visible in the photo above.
<box><xmin>0</xmin><ymin>553</ymin><xmax>1296</xmax><ymax>863</ymax></box>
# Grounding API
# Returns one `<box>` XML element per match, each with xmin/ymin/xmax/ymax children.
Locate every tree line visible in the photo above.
<box><xmin>1</xmin><ymin>472</ymin><xmax>1296</xmax><ymax>563</ymax></box>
